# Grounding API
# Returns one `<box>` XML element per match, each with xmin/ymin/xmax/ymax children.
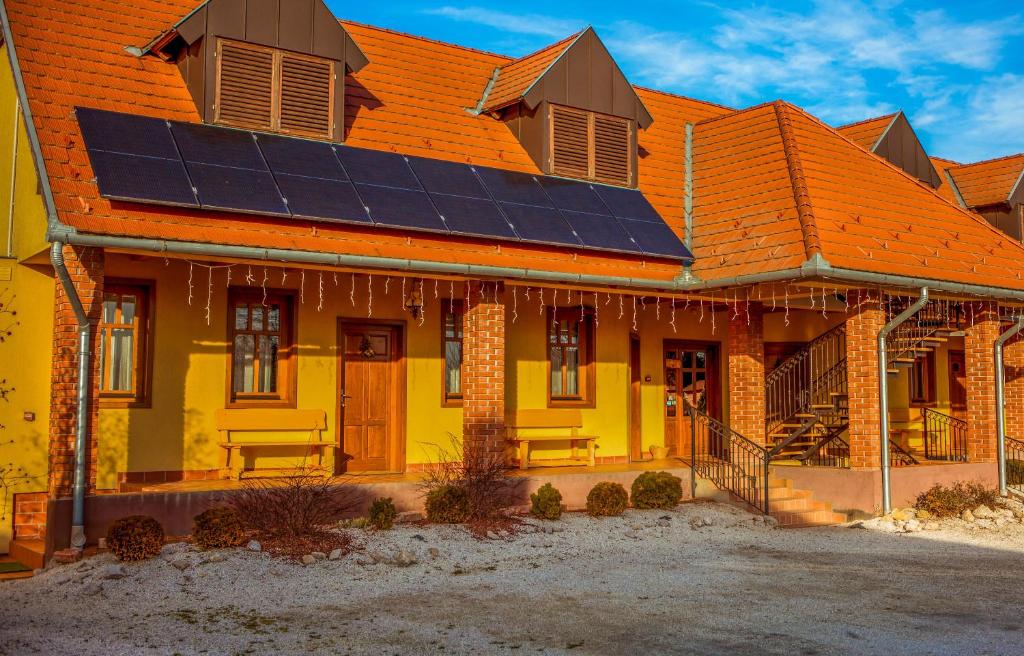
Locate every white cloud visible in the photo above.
<box><xmin>423</xmin><ymin>7</ymin><xmax>583</xmax><ymax>40</ymax></box>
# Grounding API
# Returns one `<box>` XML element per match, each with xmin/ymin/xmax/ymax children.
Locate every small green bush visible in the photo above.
<box><xmin>586</xmin><ymin>482</ymin><xmax>629</xmax><ymax>517</ymax></box>
<box><xmin>425</xmin><ymin>485</ymin><xmax>470</xmax><ymax>524</ymax></box>
<box><xmin>914</xmin><ymin>481</ymin><xmax>999</xmax><ymax>518</ymax></box>
<box><xmin>631</xmin><ymin>471</ymin><xmax>683</xmax><ymax>510</ymax></box>
<box><xmin>530</xmin><ymin>483</ymin><xmax>563</xmax><ymax>520</ymax></box>
<box><xmin>368</xmin><ymin>497</ymin><xmax>398</xmax><ymax>530</ymax></box>
<box><xmin>107</xmin><ymin>515</ymin><xmax>165</xmax><ymax>561</ymax></box>
<box><xmin>192</xmin><ymin>507</ymin><xmax>245</xmax><ymax>550</ymax></box>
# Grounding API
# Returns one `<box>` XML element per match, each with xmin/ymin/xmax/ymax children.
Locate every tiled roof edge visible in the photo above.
<box><xmin>773</xmin><ymin>101</ymin><xmax>824</xmax><ymax>263</ymax></box>
<box><xmin>868</xmin><ymin>111</ymin><xmax>900</xmax><ymax>152</ymax></box>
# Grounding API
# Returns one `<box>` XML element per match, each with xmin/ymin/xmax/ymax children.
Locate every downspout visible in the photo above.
<box><xmin>877</xmin><ymin>287</ymin><xmax>928</xmax><ymax>514</ymax></box>
<box><xmin>50</xmin><ymin>242</ymin><xmax>90</xmax><ymax>550</ymax></box>
<box><xmin>995</xmin><ymin>316</ymin><xmax>1024</xmax><ymax>497</ymax></box>
<box><xmin>679</xmin><ymin>123</ymin><xmax>697</xmax><ymax>283</ymax></box>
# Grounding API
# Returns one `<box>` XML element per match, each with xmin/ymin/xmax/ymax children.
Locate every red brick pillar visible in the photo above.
<box><xmin>48</xmin><ymin>245</ymin><xmax>104</xmax><ymax>498</ymax></box>
<box><xmin>1004</xmin><ymin>335</ymin><xmax>1024</xmax><ymax>439</ymax></box>
<box><xmin>846</xmin><ymin>290</ymin><xmax>885</xmax><ymax>470</ymax></box>
<box><xmin>462</xmin><ymin>281</ymin><xmax>506</xmax><ymax>461</ymax></box>
<box><xmin>965</xmin><ymin>303</ymin><xmax>999</xmax><ymax>463</ymax></box>
<box><xmin>728</xmin><ymin>302</ymin><xmax>765</xmax><ymax>443</ymax></box>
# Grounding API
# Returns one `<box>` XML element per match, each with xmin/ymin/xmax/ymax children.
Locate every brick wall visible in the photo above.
<box><xmin>48</xmin><ymin>245</ymin><xmax>104</xmax><ymax>498</ymax></box>
<box><xmin>462</xmin><ymin>281</ymin><xmax>506</xmax><ymax>461</ymax></box>
<box><xmin>728</xmin><ymin>302</ymin><xmax>765</xmax><ymax>443</ymax></box>
<box><xmin>12</xmin><ymin>491</ymin><xmax>47</xmax><ymax>540</ymax></box>
<box><xmin>846</xmin><ymin>290</ymin><xmax>884</xmax><ymax>470</ymax></box>
<box><xmin>965</xmin><ymin>304</ymin><xmax>999</xmax><ymax>463</ymax></box>
<box><xmin>1002</xmin><ymin>334</ymin><xmax>1024</xmax><ymax>439</ymax></box>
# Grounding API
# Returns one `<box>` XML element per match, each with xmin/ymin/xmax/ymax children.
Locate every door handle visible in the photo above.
<box><xmin>341</xmin><ymin>391</ymin><xmax>353</xmax><ymax>407</ymax></box>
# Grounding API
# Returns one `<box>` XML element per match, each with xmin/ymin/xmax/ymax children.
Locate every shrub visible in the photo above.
<box><xmin>530</xmin><ymin>483</ymin><xmax>563</xmax><ymax>520</ymax></box>
<box><xmin>192</xmin><ymin>507</ymin><xmax>245</xmax><ymax>550</ymax></box>
<box><xmin>425</xmin><ymin>485</ymin><xmax>471</xmax><ymax>524</ymax></box>
<box><xmin>914</xmin><ymin>481</ymin><xmax>1000</xmax><ymax>518</ymax></box>
<box><xmin>631</xmin><ymin>471</ymin><xmax>683</xmax><ymax>510</ymax></box>
<box><xmin>586</xmin><ymin>482</ymin><xmax>629</xmax><ymax>517</ymax></box>
<box><xmin>420</xmin><ymin>435</ymin><xmax>517</xmax><ymax>525</ymax></box>
<box><xmin>368</xmin><ymin>497</ymin><xmax>398</xmax><ymax>530</ymax></box>
<box><xmin>106</xmin><ymin>515</ymin><xmax>164</xmax><ymax>561</ymax></box>
<box><xmin>228</xmin><ymin>473</ymin><xmax>355</xmax><ymax>539</ymax></box>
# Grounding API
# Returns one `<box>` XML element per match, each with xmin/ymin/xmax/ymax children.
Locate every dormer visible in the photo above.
<box><xmin>476</xmin><ymin>28</ymin><xmax>653</xmax><ymax>188</ymax></box>
<box><xmin>147</xmin><ymin>0</ymin><xmax>368</xmax><ymax>142</ymax></box>
<box><xmin>837</xmin><ymin>111</ymin><xmax>941</xmax><ymax>188</ymax></box>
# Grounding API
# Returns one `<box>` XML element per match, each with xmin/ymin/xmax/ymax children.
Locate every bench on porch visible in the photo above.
<box><xmin>215</xmin><ymin>409</ymin><xmax>332</xmax><ymax>480</ymax></box>
<box><xmin>506</xmin><ymin>409</ymin><xmax>596</xmax><ymax>470</ymax></box>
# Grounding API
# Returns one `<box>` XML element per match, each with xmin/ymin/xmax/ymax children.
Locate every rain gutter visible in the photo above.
<box><xmin>877</xmin><ymin>287</ymin><xmax>928</xmax><ymax>515</ymax></box>
<box><xmin>995</xmin><ymin>316</ymin><xmax>1024</xmax><ymax>497</ymax></box>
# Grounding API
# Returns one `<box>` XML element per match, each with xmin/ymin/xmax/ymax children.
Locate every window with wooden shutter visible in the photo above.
<box><xmin>215</xmin><ymin>39</ymin><xmax>335</xmax><ymax>140</ymax></box>
<box><xmin>549</xmin><ymin>104</ymin><xmax>633</xmax><ymax>187</ymax></box>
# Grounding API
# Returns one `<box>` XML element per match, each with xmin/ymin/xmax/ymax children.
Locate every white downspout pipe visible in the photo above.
<box><xmin>877</xmin><ymin>287</ymin><xmax>928</xmax><ymax>514</ymax></box>
<box><xmin>49</xmin><ymin>241</ymin><xmax>90</xmax><ymax>550</ymax></box>
<box><xmin>995</xmin><ymin>316</ymin><xmax>1024</xmax><ymax>497</ymax></box>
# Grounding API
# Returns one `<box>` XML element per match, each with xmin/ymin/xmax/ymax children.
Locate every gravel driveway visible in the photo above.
<box><xmin>3</xmin><ymin>500</ymin><xmax>1023</xmax><ymax>655</ymax></box>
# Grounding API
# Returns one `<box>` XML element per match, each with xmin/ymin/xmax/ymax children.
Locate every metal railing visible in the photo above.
<box><xmin>800</xmin><ymin>432</ymin><xmax>918</xmax><ymax>468</ymax></box>
<box><xmin>922</xmin><ymin>408</ymin><xmax>968</xmax><ymax>462</ymax></box>
<box><xmin>1007</xmin><ymin>436</ymin><xmax>1024</xmax><ymax>494</ymax></box>
<box><xmin>765</xmin><ymin>324</ymin><xmax>847</xmax><ymax>437</ymax></box>
<box><xmin>687</xmin><ymin>402</ymin><xmax>769</xmax><ymax>514</ymax></box>
<box><xmin>886</xmin><ymin>300</ymin><xmax>962</xmax><ymax>366</ymax></box>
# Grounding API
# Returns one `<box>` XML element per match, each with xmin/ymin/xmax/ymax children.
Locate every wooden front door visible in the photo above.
<box><xmin>337</xmin><ymin>322</ymin><xmax>403</xmax><ymax>473</ymax></box>
<box><xmin>629</xmin><ymin>334</ymin><xmax>643</xmax><ymax>461</ymax></box>
<box><xmin>948</xmin><ymin>350</ymin><xmax>967</xmax><ymax>420</ymax></box>
<box><xmin>664</xmin><ymin>341</ymin><xmax>720</xmax><ymax>459</ymax></box>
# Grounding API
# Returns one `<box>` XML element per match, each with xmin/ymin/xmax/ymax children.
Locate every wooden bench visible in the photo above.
<box><xmin>215</xmin><ymin>409</ymin><xmax>332</xmax><ymax>480</ymax></box>
<box><xmin>506</xmin><ymin>409</ymin><xmax>596</xmax><ymax>470</ymax></box>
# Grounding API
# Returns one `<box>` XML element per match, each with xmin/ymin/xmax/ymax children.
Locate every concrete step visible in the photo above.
<box><xmin>772</xmin><ymin>508</ymin><xmax>847</xmax><ymax>527</ymax></box>
<box><xmin>768</xmin><ymin>487</ymin><xmax>812</xmax><ymax>501</ymax></box>
<box><xmin>9</xmin><ymin>539</ymin><xmax>44</xmax><ymax>570</ymax></box>
<box><xmin>770</xmin><ymin>497</ymin><xmax>830</xmax><ymax>512</ymax></box>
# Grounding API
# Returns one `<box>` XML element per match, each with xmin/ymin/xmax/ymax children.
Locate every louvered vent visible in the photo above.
<box><xmin>280</xmin><ymin>55</ymin><xmax>334</xmax><ymax>138</ymax></box>
<box><xmin>551</xmin><ymin>105</ymin><xmax>590</xmax><ymax>180</ymax></box>
<box><xmin>216</xmin><ymin>41</ymin><xmax>275</xmax><ymax>130</ymax></box>
<box><xmin>549</xmin><ymin>104</ymin><xmax>634</xmax><ymax>187</ymax></box>
<box><xmin>593</xmin><ymin>114</ymin><xmax>631</xmax><ymax>186</ymax></box>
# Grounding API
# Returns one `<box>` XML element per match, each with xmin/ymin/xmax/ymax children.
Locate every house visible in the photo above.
<box><xmin>2</xmin><ymin>0</ymin><xmax>1024</xmax><ymax>565</ymax></box>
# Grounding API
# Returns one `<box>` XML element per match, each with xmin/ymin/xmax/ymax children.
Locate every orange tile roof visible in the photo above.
<box><xmin>481</xmin><ymin>31</ymin><xmax>582</xmax><ymax>112</ymax></box>
<box><xmin>948</xmin><ymin>153</ymin><xmax>1024</xmax><ymax>208</ymax></box>
<box><xmin>692</xmin><ymin>101</ymin><xmax>1024</xmax><ymax>290</ymax></box>
<box><xmin>835</xmin><ymin>113</ymin><xmax>897</xmax><ymax>151</ymax></box>
<box><xmin>929</xmin><ymin>156</ymin><xmax>962</xmax><ymax>205</ymax></box>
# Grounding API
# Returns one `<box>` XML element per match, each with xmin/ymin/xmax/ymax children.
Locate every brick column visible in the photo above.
<box><xmin>462</xmin><ymin>281</ymin><xmax>506</xmax><ymax>461</ymax></box>
<box><xmin>1003</xmin><ymin>334</ymin><xmax>1024</xmax><ymax>439</ymax></box>
<box><xmin>48</xmin><ymin>245</ymin><xmax>104</xmax><ymax>498</ymax></box>
<box><xmin>846</xmin><ymin>291</ymin><xmax>885</xmax><ymax>470</ymax></box>
<box><xmin>728</xmin><ymin>302</ymin><xmax>765</xmax><ymax>443</ymax></box>
<box><xmin>965</xmin><ymin>303</ymin><xmax>999</xmax><ymax>463</ymax></box>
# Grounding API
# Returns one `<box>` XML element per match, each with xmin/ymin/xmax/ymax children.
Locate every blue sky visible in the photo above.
<box><xmin>327</xmin><ymin>0</ymin><xmax>1024</xmax><ymax>163</ymax></box>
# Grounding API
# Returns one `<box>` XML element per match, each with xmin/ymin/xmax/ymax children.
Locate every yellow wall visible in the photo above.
<box><xmin>0</xmin><ymin>43</ymin><xmax>55</xmax><ymax>553</ymax></box>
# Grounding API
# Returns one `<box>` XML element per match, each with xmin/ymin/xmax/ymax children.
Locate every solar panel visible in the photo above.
<box><xmin>86</xmin><ymin>150</ymin><xmax>199</xmax><ymax>207</ymax></box>
<box><xmin>275</xmin><ymin>174</ymin><xmax>370</xmax><ymax>224</ymax></box>
<box><xmin>187</xmin><ymin>164</ymin><xmax>289</xmax><ymax>216</ymax></box>
<box><xmin>76</xmin><ymin>107</ymin><xmax>181</xmax><ymax>160</ymax></box>
<box><xmin>620</xmin><ymin>219</ymin><xmax>692</xmax><ymax>259</ymax></box>
<box><xmin>561</xmin><ymin>211</ymin><xmax>639</xmax><ymax>253</ymax></box>
<box><xmin>594</xmin><ymin>185</ymin><xmax>662</xmax><ymax>222</ymax></box>
<box><xmin>356</xmin><ymin>184</ymin><xmax>447</xmax><ymax>232</ymax></box>
<box><xmin>475</xmin><ymin>168</ymin><xmax>553</xmax><ymax>207</ymax></box>
<box><xmin>256</xmin><ymin>133</ymin><xmax>346</xmax><ymax>180</ymax></box>
<box><xmin>500</xmin><ymin>203</ymin><xmax>580</xmax><ymax>246</ymax></box>
<box><xmin>539</xmin><ymin>178</ymin><xmax>611</xmax><ymax>216</ymax></box>
<box><xmin>430</xmin><ymin>194</ymin><xmax>517</xmax><ymax>239</ymax></box>
<box><xmin>407</xmin><ymin>157</ymin><xmax>489</xmax><ymax>198</ymax></box>
<box><xmin>335</xmin><ymin>147</ymin><xmax>420</xmax><ymax>190</ymax></box>
<box><xmin>171</xmin><ymin>122</ymin><xmax>268</xmax><ymax>170</ymax></box>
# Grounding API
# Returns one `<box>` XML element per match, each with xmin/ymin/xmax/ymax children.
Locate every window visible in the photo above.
<box><xmin>228</xmin><ymin>289</ymin><xmax>295</xmax><ymax>406</ymax></box>
<box><xmin>550</xmin><ymin>104</ymin><xmax>633</xmax><ymax>187</ymax></box>
<box><xmin>909</xmin><ymin>352</ymin><xmax>935</xmax><ymax>406</ymax></box>
<box><xmin>98</xmin><ymin>282</ymin><xmax>152</xmax><ymax>406</ymax></box>
<box><xmin>215</xmin><ymin>39</ymin><xmax>335</xmax><ymax>140</ymax></box>
<box><xmin>547</xmin><ymin>307</ymin><xmax>596</xmax><ymax>406</ymax></box>
<box><xmin>442</xmin><ymin>301</ymin><xmax>464</xmax><ymax>405</ymax></box>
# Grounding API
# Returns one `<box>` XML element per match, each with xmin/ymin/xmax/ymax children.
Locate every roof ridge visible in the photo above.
<box><xmin>632</xmin><ymin>85</ymin><xmax>735</xmax><ymax>111</ymax></box>
<box><xmin>949</xmin><ymin>151</ymin><xmax>1024</xmax><ymax>171</ymax></box>
<box><xmin>502</xmin><ymin>29</ymin><xmax>584</xmax><ymax>66</ymax></box>
<box><xmin>835</xmin><ymin>111</ymin><xmax>898</xmax><ymax>131</ymax></box>
<box><xmin>773</xmin><ymin>101</ymin><xmax>823</xmax><ymax>262</ymax></box>
<box><xmin>339</xmin><ymin>19</ymin><xmax>511</xmax><ymax>61</ymax></box>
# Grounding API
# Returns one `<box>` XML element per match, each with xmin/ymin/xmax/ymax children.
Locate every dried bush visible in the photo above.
<box><xmin>631</xmin><ymin>471</ymin><xmax>683</xmax><ymax>510</ymax></box>
<box><xmin>420</xmin><ymin>436</ymin><xmax>516</xmax><ymax>524</ymax></box>
<box><xmin>530</xmin><ymin>483</ymin><xmax>563</xmax><ymax>520</ymax></box>
<box><xmin>368</xmin><ymin>497</ymin><xmax>397</xmax><ymax>530</ymax></box>
<box><xmin>914</xmin><ymin>481</ymin><xmax>1000</xmax><ymax>518</ymax></box>
<box><xmin>586</xmin><ymin>482</ymin><xmax>629</xmax><ymax>517</ymax></box>
<box><xmin>106</xmin><ymin>515</ymin><xmax>164</xmax><ymax>561</ymax></box>
<box><xmin>227</xmin><ymin>473</ymin><xmax>355</xmax><ymax>539</ymax></box>
<box><xmin>425</xmin><ymin>485</ymin><xmax>470</xmax><ymax>524</ymax></box>
<box><xmin>192</xmin><ymin>507</ymin><xmax>246</xmax><ymax>550</ymax></box>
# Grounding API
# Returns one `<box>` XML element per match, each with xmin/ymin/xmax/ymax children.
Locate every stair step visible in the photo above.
<box><xmin>767</xmin><ymin>477</ymin><xmax>793</xmax><ymax>489</ymax></box>
<box><xmin>771</xmin><ymin>509</ymin><xmax>847</xmax><ymax>527</ymax></box>
<box><xmin>9</xmin><ymin>539</ymin><xmax>45</xmax><ymax>570</ymax></box>
<box><xmin>921</xmin><ymin>336</ymin><xmax>947</xmax><ymax>343</ymax></box>
<box><xmin>768</xmin><ymin>488</ymin><xmax>813</xmax><ymax>501</ymax></box>
<box><xmin>829</xmin><ymin>392</ymin><xmax>848</xmax><ymax>397</ymax></box>
<box><xmin>794</xmin><ymin>413</ymin><xmax>816</xmax><ymax>419</ymax></box>
<box><xmin>810</xmin><ymin>404</ymin><xmax>835</xmax><ymax>410</ymax></box>
<box><xmin>770</xmin><ymin>497</ymin><xmax>830</xmax><ymax>512</ymax></box>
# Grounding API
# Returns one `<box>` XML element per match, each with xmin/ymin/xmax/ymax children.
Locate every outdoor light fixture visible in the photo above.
<box><xmin>404</xmin><ymin>285</ymin><xmax>424</xmax><ymax>319</ymax></box>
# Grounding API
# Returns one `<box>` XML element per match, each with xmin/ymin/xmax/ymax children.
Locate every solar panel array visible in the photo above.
<box><xmin>76</xmin><ymin>107</ymin><xmax>692</xmax><ymax>261</ymax></box>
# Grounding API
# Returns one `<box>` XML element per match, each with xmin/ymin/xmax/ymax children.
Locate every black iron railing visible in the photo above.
<box><xmin>1007</xmin><ymin>436</ymin><xmax>1024</xmax><ymax>494</ymax></box>
<box><xmin>886</xmin><ymin>299</ymin><xmax>962</xmax><ymax>366</ymax></box>
<box><xmin>922</xmin><ymin>408</ymin><xmax>968</xmax><ymax>462</ymax></box>
<box><xmin>687</xmin><ymin>402</ymin><xmax>769</xmax><ymax>514</ymax></box>
<box><xmin>765</xmin><ymin>324</ymin><xmax>847</xmax><ymax>437</ymax></box>
<box><xmin>800</xmin><ymin>432</ymin><xmax>917</xmax><ymax>468</ymax></box>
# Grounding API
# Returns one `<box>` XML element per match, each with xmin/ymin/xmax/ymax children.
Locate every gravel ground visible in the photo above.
<box><xmin>3</xmin><ymin>500</ymin><xmax>1024</xmax><ymax>656</ymax></box>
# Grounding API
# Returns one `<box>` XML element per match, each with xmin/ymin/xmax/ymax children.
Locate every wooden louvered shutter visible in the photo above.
<box><xmin>551</xmin><ymin>105</ymin><xmax>591</xmax><ymax>180</ymax></box>
<box><xmin>215</xmin><ymin>40</ymin><xmax>275</xmax><ymax>131</ymax></box>
<box><xmin>279</xmin><ymin>53</ymin><xmax>334</xmax><ymax>139</ymax></box>
<box><xmin>593</xmin><ymin>114</ymin><xmax>631</xmax><ymax>186</ymax></box>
